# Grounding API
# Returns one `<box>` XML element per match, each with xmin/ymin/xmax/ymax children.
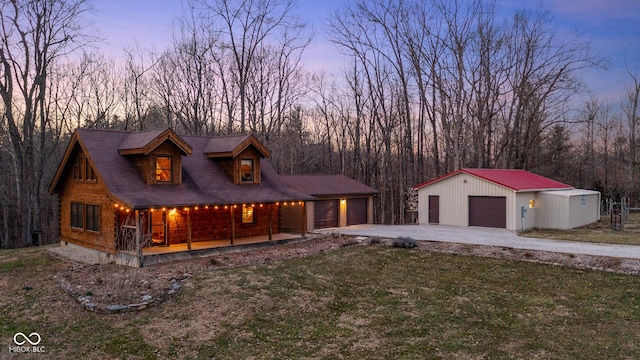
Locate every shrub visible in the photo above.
<box><xmin>392</xmin><ymin>236</ymin><xmax>417</xmax><ymax>249</ymax></box>
<box><xmin>369</xmin><ymin>236</ymin><xmax>383</xmax><ymax>245</ymax></box>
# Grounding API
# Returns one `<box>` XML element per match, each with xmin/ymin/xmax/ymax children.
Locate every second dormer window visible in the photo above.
<box><xmin>240</xmin><ymin>159</ymin><xmax>254</xmax><ymax>183</ymax></box>
<box><xmin>156</xmin><ymin>156</ymin><xmax>172</xmax><ymax>182</ymax></box>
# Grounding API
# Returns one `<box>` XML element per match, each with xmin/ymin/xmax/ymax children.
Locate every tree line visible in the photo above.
<box><xmin>1</xmin><ymin>0</ymin><xmax>638</xmax><ymax>248</ymax></box>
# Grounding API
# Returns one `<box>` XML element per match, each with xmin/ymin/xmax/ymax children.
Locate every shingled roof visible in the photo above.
<box><xmin>203</xmin><ymin>134</ymin><xmax>270</xmax><ymax>158</ymax></box>
<box><xmin>282</xmin><ymin>175</ymin><xmax>379</xmax><ymax>197</ymax></box>
<box><xmin>50</xmin><ymin>128</ymin><xmax>314</xmax><ymax>208</ymax></box>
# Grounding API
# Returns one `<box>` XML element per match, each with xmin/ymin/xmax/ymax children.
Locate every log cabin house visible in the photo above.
<box><xmin>49</xmin><ymin>128</ymin><xmax>324</xmax><ymax>266</ymax></box>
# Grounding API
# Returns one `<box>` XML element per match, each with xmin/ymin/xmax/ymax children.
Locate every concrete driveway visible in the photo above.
<box><xmin>316</xmin><ymin>224</ymin><xmax>640</xmax><ymax>260</ymax></box>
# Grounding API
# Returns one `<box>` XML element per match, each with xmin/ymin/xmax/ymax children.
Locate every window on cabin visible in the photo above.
<box><xmin>71</xmin><ymin>202</ymin><xmax>84</xmax><ymax>229</ymax></box>
<box><xmin>240</xmin><ymin>159</ymin><xmax>254</xmax><ymax>183</ymax></box>
<box><xmin>242</xmin><ymin>206</ymin><xmax>254</xmax><ymax>224</ymax></box>
<box><xmin>155</xmin><ymin>156</ymin><xmax>172</xmax><ymax>182</ymax></box>
<box><xmin>73</xmin><ymin>155</ymin><xmax>83</xmax><ymax>180</ymax></box>
<box><xmin>86</xmin><ymin>204</ymin><xmax>101</xmax><ymax>232</ymax></box>
<box><xmin>85</xmin><ymin>157</ymin><xmax>96</xmax><ymax>181</ymax></box>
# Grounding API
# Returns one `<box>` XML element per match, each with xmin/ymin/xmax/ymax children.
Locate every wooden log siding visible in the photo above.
<box><xmin>164</xmin><ymin>204</ymin><xmax>281</xmax><ymax>245</ymax></box>
<box><xmin>58</xmin><ymin>150</ymin><xmax>117</xmax><ymax>254</ymax></box>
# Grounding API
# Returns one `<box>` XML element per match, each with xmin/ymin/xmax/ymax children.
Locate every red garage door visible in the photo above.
<box><xmin>347</xmin><ymin>198</ymin><xmax>368</xmax><ymax>226</ymax></box>
<box><xmin>314</xmin><ymin>200</ymin><xmax>339</xmax><ymax>229</ymax></box>
<box><xmin>468</xmin><ymin>196</ymin><xmax>506</xmax><ymax>228</ymax></box>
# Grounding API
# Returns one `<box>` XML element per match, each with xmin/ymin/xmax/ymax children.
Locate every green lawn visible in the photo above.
<box><xmin>521</xmin><ymin>212</ymin><xmax>640</xmax><ymax>245</ymax></box>
<box><xmin>2</xmin><ymin>245</ymin><xmax>640</xmax><ymax>359</ymax></box>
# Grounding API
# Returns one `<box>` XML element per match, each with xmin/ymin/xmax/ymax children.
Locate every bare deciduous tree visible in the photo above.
<box><xmin>0</xmin><ymin>0</ymin><xmax>93</xmax><ymax>246</ymax></box>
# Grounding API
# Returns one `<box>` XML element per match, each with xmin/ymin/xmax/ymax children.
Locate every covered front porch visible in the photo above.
<box><xmin>112</xmin><ymin>201</ymin><xmax>308</xmax><ymax>266</ymax></box>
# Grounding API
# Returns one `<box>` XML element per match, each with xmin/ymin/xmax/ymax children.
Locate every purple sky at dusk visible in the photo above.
<box><xmin>92</xmin><ymin>0</ymin><xmax>640</xmax><ymax>104</ymax></box>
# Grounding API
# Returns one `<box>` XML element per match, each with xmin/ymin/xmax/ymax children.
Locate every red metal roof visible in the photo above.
<box><xmin>413</xmin><ymin>168</ymin><xmax>573</xmax><ymax>192</ymax></box>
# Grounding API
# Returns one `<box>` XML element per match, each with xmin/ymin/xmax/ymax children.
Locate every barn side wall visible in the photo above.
<box><xmin>535</xmin><ymin>190</ymin><xmax>600</xmax><ymax>229</ymax></box>
<box><xmin>417</xmin><ymin>173</ymin><xmax>516</xmax><ymax>230</ymax></box>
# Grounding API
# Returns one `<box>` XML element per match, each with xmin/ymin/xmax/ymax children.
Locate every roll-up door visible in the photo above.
<box><xmin>347</xmin><ymin>198</ymin><xmax>368</xmax><ymax>226</ymax></box>
<box><xmin>468</xmin><ymin>196</ymin><xmax>506</xmax><ymax>228</ymax></box>
<box><xmin>314</xmin><ymin>200</ymin><xmax>339</xmax><ymax>228</ymax></box>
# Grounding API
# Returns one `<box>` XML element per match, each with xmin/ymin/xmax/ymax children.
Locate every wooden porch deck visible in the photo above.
<box><xmin>115</xmin><ymin>233</ymin><xmax>307</xmax><ymax>267</ymax></box>
<box><xmin>141</xmin><ymin>233</ymin><xmax>301</xmax><ymax>255</ymax></box>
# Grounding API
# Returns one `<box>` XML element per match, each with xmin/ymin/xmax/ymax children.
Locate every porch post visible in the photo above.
<box><xmin>230</xmin><ymin>205</ymin><xmax>235</xmax><ymax>245</ymax></box>
<box><xmin>301</xmin><ymin>202</ymin><xmax>306</xmax><ymax>236</ymax></box>
<box><xmin>135</xmin><ymin>210</ymin><xmax>143</xmax><ymax>268</ymax></box>
<box><xmin>268</xmin><ymin>203</ymin><xmax>273</xmax><ymax>241</ymax></box>
<box><xmin>187</xmin><ymin>208</ymin><xmax>192</xmax><ymax>251</ymax></box>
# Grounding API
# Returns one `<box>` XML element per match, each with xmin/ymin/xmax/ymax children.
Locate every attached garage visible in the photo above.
<box><xmin>281</xmin><ymin>175</ymin><xmax>379</xmax><ymax>231</ymax></box>
<box><xmin>414</xmin><ymin>169</ymin><xmax>600</xmax><ymax>231</ymax></box>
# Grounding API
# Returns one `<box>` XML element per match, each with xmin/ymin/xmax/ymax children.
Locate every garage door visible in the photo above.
<box><xmin>468</xmin><ymin>196</ymin><xmax>506</xmax><ymax>228</ymax></box>
<box><xmin>347</xmin><ymin>198</ymin><xmax>368</xmax><ymax>226</ymax></box>
<box><xmin>314</xmin><ymin>200</ymin><xmax>339</xmax><ymax>229</ymax></box>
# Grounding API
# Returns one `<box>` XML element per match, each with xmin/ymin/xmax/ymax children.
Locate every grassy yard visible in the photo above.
<box><xmin>2</xmin><ymin>244</ymin><xmax>640</xmax><ymax>359</ymax></box>
<box><xmin>521</xmin><ymin>211</ymin><xmax>640</xmax><ymax>245</ymax></box>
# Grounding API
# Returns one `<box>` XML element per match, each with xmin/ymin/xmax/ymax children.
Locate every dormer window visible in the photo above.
<box><xmin>118</xmin><ymin>128</ymin><xmax>193</xmax><ymax>185</ymax></box>
<box><xmin>241</xmin><ymin>159</ymin><xmax>254</xmax><ymax>183</ymax></box>
<box><xmin>156</xmin><ymin>156</ymin><xmax>173</xmax><ymax>182</ymax></box>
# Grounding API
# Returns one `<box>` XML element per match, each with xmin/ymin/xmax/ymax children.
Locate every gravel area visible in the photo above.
<box><xmin>317</xmin><ymin>224</ymin><xmax>640</xmax><ymax>259</ymax></box>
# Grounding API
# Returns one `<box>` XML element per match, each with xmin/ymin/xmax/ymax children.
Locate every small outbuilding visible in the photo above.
<box><xmin>414</xmin><ymin>169</ymin><xmax>600</xmax><ymax>231</ymax></box>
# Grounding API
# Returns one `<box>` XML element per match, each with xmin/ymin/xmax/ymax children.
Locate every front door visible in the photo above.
<box><xmin>428</xmin><ymin>196</ymin><xmax>440</xmax><ymax>224</ymax></box>
<box><xmin>150</xmin><ymin>210</ymin><xmax>167</xmax><ymax>246</ymax></box>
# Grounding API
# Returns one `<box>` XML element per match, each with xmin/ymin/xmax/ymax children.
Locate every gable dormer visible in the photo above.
<box><xmin>118</xmin><ymin>128</ymin><xmax>193</xmax><ymax>185</ymax></box>
<box><xmin>204</xmin><ymin>134</ymin><xmax>271</xmax><ymax>185</ymax></box>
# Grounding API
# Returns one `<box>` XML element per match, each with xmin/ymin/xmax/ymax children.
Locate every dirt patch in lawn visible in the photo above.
<box><xmin>52</xmin><ymin>234</ymin><xmax>359</xmax><ymax>312</ymax></box>
<box><xmin>52</xmin><ymin>233</ymin><xmax>640</xmax><ymax>314</ymax></box>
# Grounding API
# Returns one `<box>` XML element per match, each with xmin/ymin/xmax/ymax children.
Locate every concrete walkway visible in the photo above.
<box><xmin>316</xmin><ymin>224</ymin><xmax>640</xmax><ymax>260</ymax></box>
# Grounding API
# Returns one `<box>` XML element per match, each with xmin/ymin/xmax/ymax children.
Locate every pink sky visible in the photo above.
<box><xmin>92</xmin><ymin>0</ymin><xmax>639</xmax><ymax>103</ymax></box>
